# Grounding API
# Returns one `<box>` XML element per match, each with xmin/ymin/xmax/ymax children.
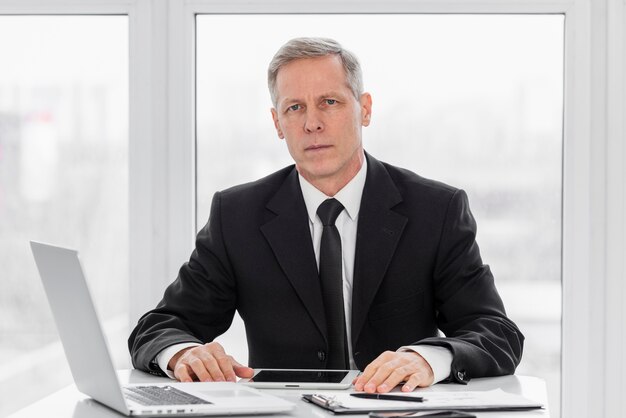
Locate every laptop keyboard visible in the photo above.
<box><xmin>123</xmin><ymin>386</ymin><xmax>212</xmax><ymax>406</ymax></box>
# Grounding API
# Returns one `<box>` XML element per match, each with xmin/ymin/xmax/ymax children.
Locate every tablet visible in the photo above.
<box><xmin>239</xmin><ymin>368</ymin><xmax>360</xmax><ymax>389</ymax></box>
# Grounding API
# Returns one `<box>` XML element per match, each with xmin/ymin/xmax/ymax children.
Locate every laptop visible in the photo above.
<box><xmin>30</xmin><ymin>241</ymin><xmax>295</xmax><ymax>417</ymax></box>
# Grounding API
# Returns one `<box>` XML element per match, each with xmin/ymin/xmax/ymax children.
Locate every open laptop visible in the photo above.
<box><xmin>30</xmin><ymin>241</ymin><xmax>295</xmax><ymax>417</ymax></box>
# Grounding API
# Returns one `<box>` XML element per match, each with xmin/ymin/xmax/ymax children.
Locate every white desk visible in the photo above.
<box><xmin>9</xmin><ymin>370</ymin><xmax>549</xmax><ymax>417</ymax></box>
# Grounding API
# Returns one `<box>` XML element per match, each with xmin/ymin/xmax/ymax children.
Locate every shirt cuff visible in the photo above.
<box><xmin>155</xmin><ymin>342</ymin><xmax>202</xmax><ymax>379</ymax></box>
<box><xmin>397</xmin><ymin>345</ymin><xmax>453</xmax><ymax>384</ymax></box>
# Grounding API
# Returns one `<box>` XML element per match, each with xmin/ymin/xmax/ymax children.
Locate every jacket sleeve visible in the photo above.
<box><xmin>127</xmin><ymin>191</ymin><xmax>237</xmax><ymax>375</ymax></box>
<box><xmin>416</xmin><ymin>189</ymin><xmax>524</xmax><ymax>384</ymax></box>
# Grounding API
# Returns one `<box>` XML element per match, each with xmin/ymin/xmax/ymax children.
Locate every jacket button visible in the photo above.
<box><xmin>457</xmin><ymin>370</ymin><xmax>467</xmax><ymax>381</ymax></box>
<box><xmin>318</xmin><ymin>350</ymin><xmax>326</xmax><ymax>362</ymax></box>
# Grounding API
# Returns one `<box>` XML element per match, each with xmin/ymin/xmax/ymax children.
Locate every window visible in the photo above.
<box><xmin>0</xmin><ymin>16</ymin><xmax>128</xmax><ymax>415</ymax></box>
<box><xmin>196</xmin><ymin>14</ymin><xmax>563</xmax><ymax>416</ymax></box>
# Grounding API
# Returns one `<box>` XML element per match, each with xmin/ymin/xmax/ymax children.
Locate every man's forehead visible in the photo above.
<box><xmin>275</xmin><ymin>55</ymin><xmax>350</xmax><ymax>101</ymax></box>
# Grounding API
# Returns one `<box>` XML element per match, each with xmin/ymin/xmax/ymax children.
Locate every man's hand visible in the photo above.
<box><xmin>353</xmin><ymin>351</ymin><xmax>434</xmax><ymax>393</ymax></box>
<box><xmin>168</xmin><ymin>342</ymin><xmax>254</xmax><ymax>383</ymax></box>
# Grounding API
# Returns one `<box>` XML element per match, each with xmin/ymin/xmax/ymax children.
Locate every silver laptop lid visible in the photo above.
<box><xmin>30</xmin><ymin>241</ymin><xmax>130</xmax><ymax>416</ymax></box>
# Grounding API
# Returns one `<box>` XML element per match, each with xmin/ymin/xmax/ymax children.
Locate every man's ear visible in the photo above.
<box><xmin>270</xmin><ymin>108</ymin><xmax>284</xmax><ymax>139</ymax></box>
<box><xmin>360</xmin><ymin>92</ymin><xmax>373</xmax><ymax>127</ymax></box>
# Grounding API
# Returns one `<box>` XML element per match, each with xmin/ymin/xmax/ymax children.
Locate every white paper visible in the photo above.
<box><xmin>317</xmin><ymin>389</ymin><xmax>542</xmax><ymax>411</ymax></box>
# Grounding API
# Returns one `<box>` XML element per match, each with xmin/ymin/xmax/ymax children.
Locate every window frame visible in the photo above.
<box><xmin>1</xmin><ymin>1</ymin><xmax>624</xmax><ymax>416</ymax></box>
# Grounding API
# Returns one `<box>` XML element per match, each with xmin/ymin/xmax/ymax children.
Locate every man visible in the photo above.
<box><xmin>129</xmin><ymin>37</ymin><xmax>523</xmax><ymax>393</ymax></box>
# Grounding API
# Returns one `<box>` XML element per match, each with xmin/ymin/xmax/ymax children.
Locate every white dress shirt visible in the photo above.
<box><xmin>158</xmin><ymin>155</ymin><xmax>452</xmax><ymax>383</ymax></box>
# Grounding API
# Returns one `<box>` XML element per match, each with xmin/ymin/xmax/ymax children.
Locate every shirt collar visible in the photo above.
<box><xmin>299</xmin><ymin>154</ymin><xmax>367</xmax><ymax>223</ymax></box>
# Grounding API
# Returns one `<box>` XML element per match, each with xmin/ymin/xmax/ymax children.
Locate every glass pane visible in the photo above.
<box><xmin>197</xmin><ymin>14</ymin><xmax>562</xmax><ymax>416</ymax></box>
<box><xmin>0</xmin><ymin>16</ymin><xmax>128</xmax><ymax>415</ymax></box>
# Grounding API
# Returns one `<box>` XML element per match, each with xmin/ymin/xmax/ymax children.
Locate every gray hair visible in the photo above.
<box><xmin>267</xmin><ymin>37</ymin><xmax>364</xmax><ymax>107</ymax></box>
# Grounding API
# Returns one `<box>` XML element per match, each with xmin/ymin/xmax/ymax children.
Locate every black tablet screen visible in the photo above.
<box><xmin>251</xmin><ymin>370</ymin><xmax>348</xmax><ymax>383</ymax></box>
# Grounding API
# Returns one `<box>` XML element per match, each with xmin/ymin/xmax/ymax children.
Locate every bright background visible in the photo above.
<box><xmin>0</xmin><ymin>13</ymin><xmax>564</xmax><ymax>417</ymax></box>
<box><xmin>0</xmin><ymin>16</ymin><xmax>129</xmax><ymax>415</ymax></box>
<box><xmin>197</xmin><ymin>14</ymin><xmax>563</xmax><ymax>417</ymax></box>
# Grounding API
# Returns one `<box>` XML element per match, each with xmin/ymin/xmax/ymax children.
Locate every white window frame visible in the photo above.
<box><xmin>1</xmin><ymin>1</ymin><xmax>624</xmax><ymax>416</ymax></box>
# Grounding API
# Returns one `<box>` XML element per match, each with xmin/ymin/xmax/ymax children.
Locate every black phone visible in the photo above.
<box><xmin>369</xmin><ymin>411</ymin><xmax>476</xmax><ymax>418</ymax></box>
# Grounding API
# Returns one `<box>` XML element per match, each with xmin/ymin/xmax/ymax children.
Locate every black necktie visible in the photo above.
<box><xmin>317</xmin><ymin>198</ymin><xmax>348</xmax><ymax>370</ymax></box>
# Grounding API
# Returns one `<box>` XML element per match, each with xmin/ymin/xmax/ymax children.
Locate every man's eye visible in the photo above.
<box><xmin>325</xmin><ymin>99</ymin><xmax>336</xmax><ymax>105</ymax></box>
<box><xmin>288</xmin><ymin>104</ymin><xmax>300</xmax><ymax>111</ymax></box>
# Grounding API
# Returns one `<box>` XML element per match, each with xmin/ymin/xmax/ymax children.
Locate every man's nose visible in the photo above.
<box><xmin>304</xmin><ymin>110</ymin><xmax>324</xmax><ymax>133</ymax></box>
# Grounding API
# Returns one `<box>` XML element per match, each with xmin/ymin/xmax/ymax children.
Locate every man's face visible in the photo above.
<box><xmin>271</xmin><ymin>55</ymin><xmax>372</xmax><ymax>189</ymax></box>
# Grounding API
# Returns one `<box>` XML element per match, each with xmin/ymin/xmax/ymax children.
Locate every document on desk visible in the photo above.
<box><xmin>302</xmin><ymin>389</ymin><xmax>543</xmax><ymax>414</ymax></box>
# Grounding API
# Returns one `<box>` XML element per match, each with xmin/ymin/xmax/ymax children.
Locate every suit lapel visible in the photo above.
<box><xmin>352</xmin><ymin>155</ymin><xmax>407</xmax><ymax>347</ymax></box>
<box><xmin>260</xmin><ymin>168</ymin><xmax>327</xmax><ymax>342</ymax></box>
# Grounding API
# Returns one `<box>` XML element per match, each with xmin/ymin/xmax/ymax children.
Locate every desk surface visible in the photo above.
<box><xmin>9</xmin><ymin>370</ymin><xmax>550</xmax><ymax>418</ymax></box>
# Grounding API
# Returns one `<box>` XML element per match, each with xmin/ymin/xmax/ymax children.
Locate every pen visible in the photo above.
<box><xmin>350</xmin><ymin>393</ymin><xmax>425</xmax><ymax>402</ymax></box>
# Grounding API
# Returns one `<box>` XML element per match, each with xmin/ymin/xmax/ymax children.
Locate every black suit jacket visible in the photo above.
<box><xmin>128</xmin><ymin>153</ymin><xmax>523</xmax><ymax>384</ymax></box>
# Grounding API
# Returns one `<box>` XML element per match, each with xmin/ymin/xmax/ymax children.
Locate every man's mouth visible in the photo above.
<box><xmin>305</xmin><ymin>144</ymin><xmax>332</xmax><ymax>151</ymax></box>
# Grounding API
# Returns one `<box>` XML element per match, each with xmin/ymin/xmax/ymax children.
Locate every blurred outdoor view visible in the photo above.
<box><xmin>197</xmin><ymin>15</ymin><xmax>563</xmax><ymax>416</ymax></box>
<box><xmin>0</xmin><ymin>16</ymin><xmax>129</xmax><ymax>416</ymax></box>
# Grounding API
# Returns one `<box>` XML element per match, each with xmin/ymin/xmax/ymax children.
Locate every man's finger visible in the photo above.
<box><xmin>174</xmin><ymin>363</ymin><xmax>194</xmax><ymax>383</ymax></box>
<box><xmin>231</xmin><ymin>358</ymin><xmax>255</xmax><ymax>378</ymax></box>
<box><xmin>354</xmin><ymin>351</ymin><xmax>392</xmax><ymax>390</ymax></box>
<box><xmin>198</xmin><ymin>353</ymin><xmax>224</xmax><ymax>382</ymax></box>
<box><xmin>173</xmin><ymin>342</ymin><xmax>254</xmax><ymax>382</ymax></box>
<box><xmin>401</xmin><ymin>372</ymin><xmax>427</xmax><ymax>392</ymax></box>
<box><xmin>376</xmin><ymin>364</ymin><xmax>414</xmax><ymax>393</ymax></box>
<box><xmin>189</xmin><ymin>357</ymin><xmax>213</xmax><ymax>382</ymax></box>
<box><xmin>354</xmin><ymin>363</ymin><xmax>377</xmax><ymax>391</ymax></box>
<box><xmin>214</xmin><ymin>354</ymin><xmax>237</xmax><ymax>382</ymax></box>
<box><xmin>363</xmin><ymin>359</ymin><xmax>401</xmax><ymax>393</ymax></box>
<box><xmin>201</xmin><ymin>342</ymin><xmax>233</xmax><ymax>381</ymax></box>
